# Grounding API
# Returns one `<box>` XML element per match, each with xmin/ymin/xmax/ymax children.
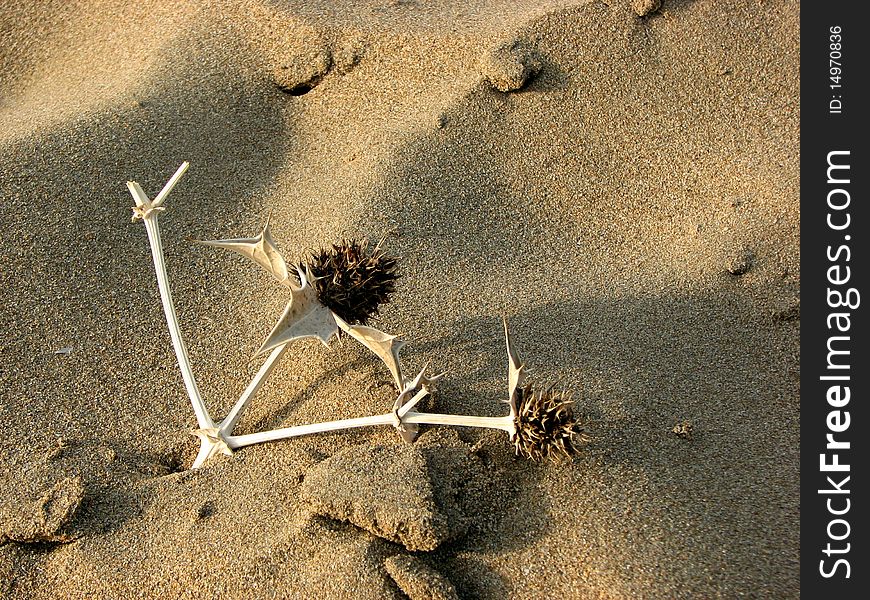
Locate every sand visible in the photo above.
<box><xmin>0</xmin><ymin>0</ymin><xmax>799</xmax><ymax>597</ymax></box>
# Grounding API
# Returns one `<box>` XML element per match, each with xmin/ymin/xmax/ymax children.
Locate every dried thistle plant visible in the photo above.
<box><xmin>128</xmin><ymin>163</ymin><xmax>587</xmax><ymax>469</ymax></box>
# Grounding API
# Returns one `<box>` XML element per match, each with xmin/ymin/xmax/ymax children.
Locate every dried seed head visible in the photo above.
<box><xmin>513</xmin><ymin>384</ymin><xmax>588</xmax><ymax>461</ymax></box>
<box><xmin>300</xmin><ymin>239</ymin><xmax>399</xmax><ymax>325</ymax></box>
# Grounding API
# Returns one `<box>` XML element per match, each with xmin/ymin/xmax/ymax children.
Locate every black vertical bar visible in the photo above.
<box><xmin>801</xmin><ymin>3</ymin><xmax>868</xmax><ymax>596</ymax></box>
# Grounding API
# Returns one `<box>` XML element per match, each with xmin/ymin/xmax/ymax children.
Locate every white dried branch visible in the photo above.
<box><xmin>127</xmin><ymin>162</ymin><xmax>214</xmax><ymax>432</ymax></box>
<box><xmin>503</xmin><ymin>316</ymin><xmax>523</xmax><ymax>438</ymax></box>
<box><xmin>219</xmin><ymin>344</ymin><xmax>288</xmax><ymax>436</ymax></box>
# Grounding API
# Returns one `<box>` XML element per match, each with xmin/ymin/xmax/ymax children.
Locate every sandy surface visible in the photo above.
<box><xmin>0</xmin><ymin>0</ymin><xmax>799</xmax><ymax>597</ymax></box>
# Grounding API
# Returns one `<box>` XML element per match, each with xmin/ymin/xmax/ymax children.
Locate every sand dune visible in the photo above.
<box><xmin>1</xmin><ymin>1</ymin><xmax>799</xmax><ymax>597</ymax></box>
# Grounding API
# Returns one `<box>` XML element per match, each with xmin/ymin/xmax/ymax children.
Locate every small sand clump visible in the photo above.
<box><xmin>727</xmin><ymin>247</ymin><xmax>756</xmax><ymax>276</ymax></box>
<box><xmin>481</xmin><ymin>44</ymin><xmax>542</xmax><ymax>92</ymax></box>
<box><xmin>385</xmin><ymin>554</ymin><xmax>460</xmax><ymax>600</ymax></box>
<box><xmin>300</xmin><ymin>444</ymin><xmax>469</xmax><ymax>551</ymax></box>
<box><xmin>271</xmin><ymin>43</ymin><xmax>332</xmax><ymax>95</ymax></box>
<box><xmin>0</xmin><ymin>477</ymin><xmax>84</xmax><ymax>544</ymax></box>
<box><xmin>632</xmin><ymin>0</ymin><xmax>662</xmax><ymax>17</ymax></box>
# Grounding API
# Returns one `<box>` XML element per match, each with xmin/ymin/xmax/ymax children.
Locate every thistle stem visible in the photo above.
<box><xmin>151</xmin><ymin>162</ymin><xmax>191</xmax><ymax>208</ymax></box>
<box><xmin>225</xmin><ymin>410</ymin><xmax>514</xmax><ymax>449</ymax></box>
<box><xmin>227</xmin><ymin>413</ymin><xmax>396</xmax><ymax>449</ymax></box>
<box><xmin>219</xmin><ymin>344</ymin><xmax>288</xmax><ymax>435</ymax></box>
<box><xmin>128</xmin><ymin>162</ymin><xmax>214</xmax><ymax>430</ymax></box>
<box><xmin>403</xmin><ymin>412</ymin><xmax>515</xmax><ymax>432</ymax></box>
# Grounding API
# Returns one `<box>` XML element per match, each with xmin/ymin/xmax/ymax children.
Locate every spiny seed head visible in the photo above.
<box><xmin>513</xmin><ymin>384</ymin><xmax>588</xmax><ymax>461</ymax></box>
<box><xmin>299</xmin><ymin>238</ymin><xmax>399</xmax><ymax>325</ymax></box>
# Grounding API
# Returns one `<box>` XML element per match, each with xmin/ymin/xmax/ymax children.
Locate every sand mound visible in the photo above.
<box><xmin>0</xmin><ymin>477</ymin><xmax>84</xmax><ymax>545</ymax></box>
<box><xmin>385</xmin><ymin>553</ymin><xmax>460</xmax><ymax>600</ymax></box>
<box><xmin>480</xmin><ymin>42</ymin><xmax>542</xmax><ymax>92</ymax></box>
<box><xmin>300</xmin><ymin>440</ymin><xmax>478</xmax><ymax>551</ymax></box>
